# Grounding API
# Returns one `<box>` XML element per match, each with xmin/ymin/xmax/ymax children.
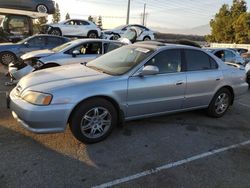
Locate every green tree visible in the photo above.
<box><xmin>234</xmin><ymin>12</ymin><xmax>250</xmax><ymax>43</ymax></box>
<box><xmin>52</xmin><ymin>3</ymin><xmax>61</xmax><ymax>23</ymax></box>
<box><xmin>88</xmin><ymin>15</ymin><xmax>94</xmax><ymax>23</ymax></box>
<box><xmin>33</xmin><ymin>16</ymin><xmax>48</xmax><ymax>33</ymax></box>
<box><xmin>65</xmin><ymin>13</ymin><xmax>70</xmax><ymax>20</ymax></box>
<box><xmin>97</xmin><ymin>16</ymin><xmax>103</xmax><ymax>29</ymax></box>
<box><xmin>207</xmin><ymin>0</ymin><xmax>248</xmax><ymax>43</ymax></box>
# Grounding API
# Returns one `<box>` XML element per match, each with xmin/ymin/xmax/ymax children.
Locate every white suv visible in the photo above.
<box><xmin>46</xmin><ymin>19</ymin><xmax>101</xmax><ymax>38</ymax></box>
<box><xmin>102</xmin><ymin>24</ymin><xmax>155</xmax><ymax>41</ymax></box>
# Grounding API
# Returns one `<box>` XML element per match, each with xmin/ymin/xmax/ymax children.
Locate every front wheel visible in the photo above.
<box><xmin>48</xmin><ymin>28</ymin><xmax>62</xmax><ymax>36</ymax></box>
<box><xmin>207</xmin><ymin>88</ymin><xmax>232</xmax><ymax>118</ymax></box>
<box><xmin>143</xmin><ymin>36</ymin><xmax>151</xmax><ymax>41</ymax></box>
<box><xmin>87</xmin><ymin>31</ymin><xmax>98</xmax><ymax>38</ymax></box>
<box><xmin>69</xmin><ymin>98</ymin><xmax>118</xmax><ymax>144</ymax></box>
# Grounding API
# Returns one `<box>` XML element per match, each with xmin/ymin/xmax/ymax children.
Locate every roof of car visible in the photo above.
<box><xmin>132</xmin><ymin>41</ymin><xmax>203</xmax><ymax>51</ymax></box>
<box><xmin>69</xmin><ymin>38</ymin><xmax>124</xmax><ymax>45</ymax></box>
<box><xmin>32</xmin><ymin>34</ymin><xmax>68</xmax><ymax>39</ymax></box>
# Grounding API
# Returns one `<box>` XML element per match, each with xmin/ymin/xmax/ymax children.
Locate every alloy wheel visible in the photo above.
<box><xmin>80</xmin><ymin>107</ymin><xmax>112</xmax><ymax>139</ymax></box>
<box><xmin>214</xmin><ymin>93</ymin><xmax>229</xmax><ymax>115</ymax></box>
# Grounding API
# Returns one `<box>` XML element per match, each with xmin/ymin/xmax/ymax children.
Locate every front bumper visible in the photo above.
<box><xmin>9</xmin><ymin>62</ymin><xmax>34</xmax><ymax>80</ymax></box>
<box><xmin>9</xmin><ymin>89</ymin><xmax>74</xmax><ymax>133</ymax></box>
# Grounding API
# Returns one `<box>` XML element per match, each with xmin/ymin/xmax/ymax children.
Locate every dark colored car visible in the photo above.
<box><xmin>0</xmin><ymin>34</ymin><xmax>70</xmax><ymax>65</ymax></box>
<box><xmin>0</xmin><ymin>0</ymin><xmax>55</xmax><ymax>14</ymax></box>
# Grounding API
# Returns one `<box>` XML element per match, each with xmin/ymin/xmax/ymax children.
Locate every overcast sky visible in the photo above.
<box><xmin>54</xmin><ymin>0</ymin><xmax>250</xmax><ymax>29</ymax></box>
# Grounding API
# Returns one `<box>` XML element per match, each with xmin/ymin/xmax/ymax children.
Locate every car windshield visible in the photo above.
<box><xmin>114</xmin><ymin>25</ymin><xmax>127</xmax><ymax>30</ymax></box>
<box><xmin>52</xmin><ymin>42</ymin><xmax>73</xmax><ymax>52</ymax></box>
<box><xmin>86</xmin><ymin>46</ymin><xmax>154</xmax><ymax>75</ymax></box>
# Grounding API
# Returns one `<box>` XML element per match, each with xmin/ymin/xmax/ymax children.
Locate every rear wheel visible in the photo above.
<box><xmin>207</xmin><ymin>88</ymin><xmax>232</xmax><ymax>118</ymax></box>
<box><xmin>0</xmin><ymin>52</ymin><xmax>16</xmax><ymax>66</ymax></box>
<box><xmin>69</xmin><ymin>98</ymin><xmax>117</xmax><ymax>144</ymax></box>
<box><xmin>36</xmin><ymin>4</ymin><xmax>48</xmax><ymax>13</ymax></box>
<box><xmin>49</xmin><ymin>28</ymin><xmax>62</xmax><ymax>36</ymax></box>
<box><xmin>112</xmin><ymin>34</ymin><xmax>120</xmax><ymax>40</ymax></box>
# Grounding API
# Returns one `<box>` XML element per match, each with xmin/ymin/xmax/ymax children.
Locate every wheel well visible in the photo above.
<box><xmin>87</xmin><ymin>30</ymin><xmax>98</xmax><ymax>36</ymax></box>
<box><xmin>143</xmin><ymin>36</ymin><xmax>151</xmax><ymax>40</ymax></box>
<box><xmin>0</xmin><ymin>51</ymin><xmax>16</xmax><ymax>57</ymax></box>
<box><xmin>68</xmin><ymin>96</ymin><xmax>124</xmax><ymax>126</ymax></box>
<box><xmin>220</xmin><ymin>86</ymin><xmax>235</xmax><ymax>105</ymax></box>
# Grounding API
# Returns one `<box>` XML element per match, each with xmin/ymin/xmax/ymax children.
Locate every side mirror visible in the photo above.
<box><xmin>24</xmin><ymin>41</ymin><xmax>29</xmax><ymax>47</ymax></box>
<box><xmin>139</xmin><ymin>65</ymin><xmax>159</xmax><ymax>76</ymax></box>
<box><xmin>72</xmin><ymin>50</ymin><xmax>80</xmax><ymax>57</ymax></box>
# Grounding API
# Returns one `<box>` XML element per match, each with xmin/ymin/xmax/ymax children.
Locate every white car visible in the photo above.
<box><xmin>46</xmin><ymin>19</ymin><xmax>101</xmax><ymax>38</ymax></box>
<box><xmin>9</xmin><ymin>39</ymin><xmax>126</xmax><ymax>80</ymax></box>
<box><xmin>102</xmin><ymin>24</ymin><xmax>155</xmax><ymax>41</ymax></box>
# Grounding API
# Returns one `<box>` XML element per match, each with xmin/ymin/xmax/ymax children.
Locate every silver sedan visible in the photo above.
<box><xmin>9</xmin><ymin>42</ymin><xmax>248</xmax><ymax>143</ymax></box>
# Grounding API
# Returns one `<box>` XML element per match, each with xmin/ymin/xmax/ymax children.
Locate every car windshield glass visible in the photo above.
<box><xmin>86</xmin><ymin>46</ymin><xmax>154</xmax><ymax>75</ymax></box>
<box><xmin>52</xmin><ymin>42</ymin><xmax>73</xmax><ymax>52</ymax></box>
<box><xmin>114</xmin><ymin>25</ymin><xmax>126</xmax><ymax>30</ymax></box>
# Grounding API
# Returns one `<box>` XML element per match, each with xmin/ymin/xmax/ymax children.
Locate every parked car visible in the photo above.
<box><xmin>44</xmin><ymin>19</ymin><xmax>101</xmax><ymax>38</ymax></box>
<box><xmin>0</xmin><ymin>34</ymin><xmax>69</xmax><ymax>65</ymax></box>
<box><xmin>102</xmin><ymin>24</ymin><xmax>155</xmax><ymax>41</ymax></box>
<box><xmin>0</xmin><ymin>0</ymin><xmax>55</xmax><ymax>14</ymax></box>
<box><xmin>228</xmin><ymin>48</ymin><xmax>248</xmax><ymax>55</ymax></box>
<box><xmin>9</xmin><ymin>39</ymin><xmax>126</xmax><ymax>80</ymax></box>
<box><xmin>8</xmin><ymin>42</ymin><xmax>248</xmax><ymax>144</ymax></box>
<box><xmin>206</xmin><ymin>48</ymin><xmax>245</xmax><ymax>65</ymax></box>
<box><xmin>245</xmin><ymin>62</ymin><xmax>250</xmax><ymax>85</ymax></box>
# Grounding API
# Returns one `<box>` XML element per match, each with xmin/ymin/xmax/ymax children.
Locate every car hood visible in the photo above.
<box><xmin>21</xmin><ymin>49</ymin><xmax>55</xmax><ymax>60</ymax></box>
<box><xmin>18</xmin><ymin>64</ymin><xmax>108</xmax><ymax>92</ymax></box>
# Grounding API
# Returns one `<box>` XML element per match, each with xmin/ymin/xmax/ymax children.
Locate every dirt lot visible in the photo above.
<box><xmin>0</xmin><ymin>63</ymin><xmax>250</xmax><ymax>188</ymax></box>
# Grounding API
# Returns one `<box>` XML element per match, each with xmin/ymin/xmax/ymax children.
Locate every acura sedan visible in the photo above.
<box><xmin>9</xmin><ymin>42</ymin><xmax>248</xmax><ymax>144</ymax></box>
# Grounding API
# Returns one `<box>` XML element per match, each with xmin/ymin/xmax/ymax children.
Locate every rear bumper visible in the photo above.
<box><xmin>9</xmin><ymin>89</ymin><xmax>74</xmax><ymax>133</ymax></box>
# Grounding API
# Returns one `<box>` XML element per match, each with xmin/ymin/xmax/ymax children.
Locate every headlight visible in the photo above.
<box><xmin>33</xmin><ymin>60</ymin><xmax>44</xmax><ymax>69</ymax></box>
<box><xmin>21</xmin><ymin>91</ymin><xmax>52</xmax><ymax>105</ymax></box>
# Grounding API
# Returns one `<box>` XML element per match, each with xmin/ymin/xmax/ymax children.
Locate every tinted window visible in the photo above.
<box><xmin>28</xmin><ymin>36</ymin><xmax>46</xmax><ymax>47</ymax></box>
<box><xmin>78</xmin><ymin>20</ymin><xmax>90</xmax><ymax>25</ymax></box>
<box><xmin>7</xmin><ymin>16</ymin><xmax>29</xmax><ymax>35</ymax></box>
<box><xmin>214</xmin><ymin>50</ymin><xmax>225</xmax><ymax>59</ymax></box>
<box><xmin>224</xmin><ymin>50</ymin><xmax>234</xmax><ymax>59</ymax></box>
<box><xmin>67</xmin><ymin>42</ymin><xmax>102</xmax><ymax>55</ymax></box>
<box><xmin>47</xmin><ymin>37</ymin><xmax>64</xmax><ymax>46</ymax></box>
<box><xmin>104</xmin><ymin>42</ymin><xmax>124</xmax><ymax>53</ymax></box>
<box><xmin>145</xmin><ymin>49</ymin><xmax>182</xmax><ymax>74</ymax></box>
<box><xmin>185</xmin><ymin>50</ymin><xmax>217</xmax><ymax>71</ymax></box>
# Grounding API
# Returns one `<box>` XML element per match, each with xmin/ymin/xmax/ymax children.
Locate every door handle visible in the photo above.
<box><xmin>176</xmin><ymin>81</ymin><xmax>184</xmax><ymax>85</ymax></box>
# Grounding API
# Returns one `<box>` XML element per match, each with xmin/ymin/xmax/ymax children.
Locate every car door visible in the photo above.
<box><xmin>58</xmin><ymin>41</ymin><xmax>102</xmax><ymax>65</ymax></box>
<box><xmin>76</xmin><ymin>20</ymin><xmax>92</xmax><ymax>36</ymax></box>
<box><xmin>0</xmin><ymin>0</ymin><xmax>21</xmax><ymax>8</ymax></box>
<box><xmin>18</xmin><ymin>36</ymin><xmax>46</xmax><ymax>56</ymax></box>
<box><xmin>127</xmin><ymin>49</ymin><xmax>186</xmax><ymax>117</ymax></box>
<box><xmin>183</xmin><ymin>49</ymin><xmax>223</xmax><ymax>108</ymax></box>
<box><xmin>61</xmin><ymin>20</ymin><xmax>77</xmax><ymax>36</ymax></box>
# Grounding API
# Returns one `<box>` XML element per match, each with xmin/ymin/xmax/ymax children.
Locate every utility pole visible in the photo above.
<box><xmin>142</xmin><ymin>3</ymin><xmax>146</xmax><ymax>26</ymax></box>
<box><xmin>126</xmin><ymin>0</ymin><xmax>131</xmax><ymax>24</ymax></box>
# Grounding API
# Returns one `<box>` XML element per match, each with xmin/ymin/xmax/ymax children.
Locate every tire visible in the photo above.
<box><xmin>36</xmin><ymin>4</ymin><xmax>48</xmax><ymax>13</ymax></box>
<box><xmin>0</xmin><ymin>52</ymin><xmax>16</xmax><ymax>66</ymax></box>
<box><xmin>87</xmin><ymin>31</ymin><xmax>98</xmax><ymax>38</ymax></box>
<box><xmin>112</xmin><ymin>34</ymin><xmax>120</xmax><ymax>40</ymax></box>
<box><xmin>143</xmin><ymin>36</ymin><xmax>151</xmax><ymax>41</ymax></box>
<box><xmin>69</xmin><ymin>98</ymin><xmax>118</xmax><ymax>144</ymax></box>
<box><xmin>207</xmin><ymin>88</ymin><xmax>232</xmax><ymax>118</ymax></box>
<box><xmin>247</xmin><ymin>72</ymin><xmax>250</xmax><ymax>85</ymax></box>
<box><xmin>48</xmin><ymin>28</ymin><xmax>62</xmax><ymax>36</ymax></box>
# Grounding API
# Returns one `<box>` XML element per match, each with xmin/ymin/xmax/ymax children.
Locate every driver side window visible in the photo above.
<box><xmin>145</xmin><ymin>49</ymin><xmax>182</xmax><ymax>74</ymax></box>
<box><xmin>67</xmin><ymin>42</ymin><xmax>102</xmax><ymax>55</ymax></box>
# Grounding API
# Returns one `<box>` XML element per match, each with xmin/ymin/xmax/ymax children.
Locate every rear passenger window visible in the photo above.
<box><xmin>185</xmin><ymin>50</ymin><xmax>218</xmax><ymax>71</ymax></box>
<box><xmin>104</xmin><ymin>43</ymin><xmax>123</xmax><ymax>53</ymax></box>
<box><xmin>145</xmin><ymin>49</ymin><xmax>182</xmax><ymax>74</ymax></box>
